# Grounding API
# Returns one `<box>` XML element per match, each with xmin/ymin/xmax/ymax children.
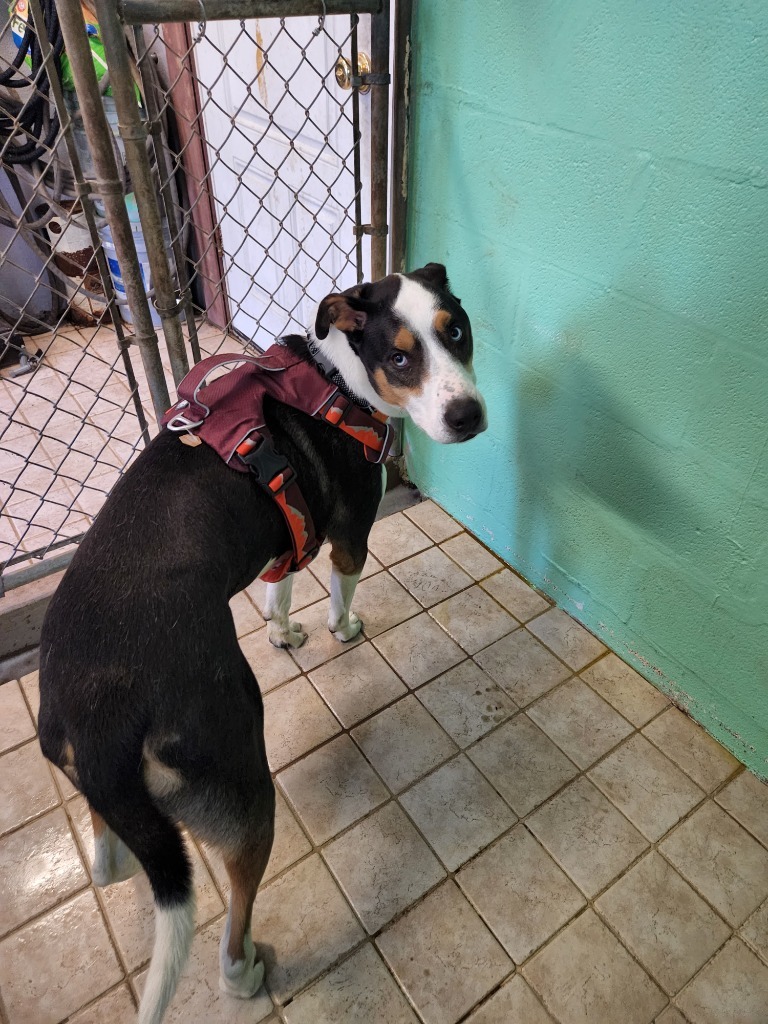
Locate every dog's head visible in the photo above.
<box><xmin>311</xmin><ymin>263</ymin><xmax>487</xmax><ymax>444</ymax></box>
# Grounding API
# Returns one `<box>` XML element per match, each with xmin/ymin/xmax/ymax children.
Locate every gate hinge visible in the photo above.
<box><xmin>351</xmin><ymin>72</ymin><xmax>391</xmax><ymax>88</ymax></box>
<box><xmin>353</xmin><ymin>224</ymin><xmax>389</xmax><ymax>238</ymax></box>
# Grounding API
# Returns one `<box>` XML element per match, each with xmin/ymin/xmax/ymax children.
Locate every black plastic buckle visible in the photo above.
<box><xmin>238</xmin><ymin>434</ymin><xmax>293</xmax><ymax>492</ymax></box>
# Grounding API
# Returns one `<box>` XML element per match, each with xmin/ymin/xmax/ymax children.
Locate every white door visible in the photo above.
<box><xmin>195</xmin><ymin>15</ymin><xmax>371</xmax><ymax>344</ymax></box>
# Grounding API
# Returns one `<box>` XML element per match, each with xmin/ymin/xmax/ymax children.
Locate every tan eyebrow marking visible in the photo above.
<box><xmin>394</xmin><ymin>326</ymin><xmax>416</xmax><ymax>352</ymax></box>
<box><xmin>433</xmin><ymin>309</ymin><xmax>452</xmax><ymax>334</ymax></box>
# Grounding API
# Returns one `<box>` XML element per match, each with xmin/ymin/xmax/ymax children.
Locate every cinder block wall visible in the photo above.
<box><xmin>404</xmin><ymin>0</ymin><xmax>768</xmax><ymax>775</ymax></box>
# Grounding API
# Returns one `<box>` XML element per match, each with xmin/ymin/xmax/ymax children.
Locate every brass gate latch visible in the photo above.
<box><xmin>334</xmin><ymin>52</ymin><xmax>372</xmax><ymax>93</ymax></box>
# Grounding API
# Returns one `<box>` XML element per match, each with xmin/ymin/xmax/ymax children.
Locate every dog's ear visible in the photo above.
<box><xmin>410</xmin><ymin>262</ymin><xmax>449</xmax><ymax>292</ymax></box>
<box><xmin>314</xmin><ymin>294</ymin><xmax>368</xmax><ymax>340</ymax></box>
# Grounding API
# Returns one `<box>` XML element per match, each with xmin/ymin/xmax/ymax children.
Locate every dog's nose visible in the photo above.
<box><xmin>444</xmin><ymin>396</ymin><xmax>483</xmax><ymax>439</ymax></box>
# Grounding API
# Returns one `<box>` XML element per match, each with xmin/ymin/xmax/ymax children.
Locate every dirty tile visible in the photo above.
<box><xmin>283</xmin><ymin>942</ymin><xmax>419</xmax><ymax>1024</ymax></box>
<box><xmin>741</xmin><ymin>899</ymin><xmax>768</xmax><ymax>964</ymax></box>
<box><xmin>480</xmin><ymin>569</ymin><xmax>549</xmax><ymax>622</ymax></box>
<box><xmin>353</xmin><ymin>572</ymin><xmax>422</xmax><ymax>638</ymax></box>
<box><xmin>254</xmin><ymin>854</ymin><xmax>365</xmax><ymax>1002</ymax></box>
<box><xmin>401</xmin><ymin>755</ymin><xmax>516</xmax><ymax>871</ymax></box>
<box><xmin>475</xmin><ymin>629</ymin><xmax>570</xmax><ymax>706</ymax></box>
<box><xmin>366</xmin><ymin>511</ymin><xmax>432</xmax><ymax>565</ymax></box>
<box><xmin>390</xmin><ymin>546</ymin><xmax>473</xmax><ymax>608</ymax></box>
<box><xmin>581</xmin><ymin>653</ymin><xmax>669</xmax><ymax>727</ymax></box>
<box><xmin>135</xmin><ymin>917</ymin><xmax>273</xmax><ymax>1024</ymax></box>
<box><xmin>287</xmin><ymin>598</ymin><xmax>365</xmax><ymax>673</ymax></box>
<box><xmin>372</xmin><ymin>613</ymin><xmax>464</xmax><ymax>687</ymax></box>
<box><xmin>468</xmin><ymin>714</ymin><xmax>578</xmax><ymax>817</ymax></box>
<box><xmin>589</xmin><ymin>734</ymin><xmax>704</xmax><ymax>841</ymax></box>
<box><xmin>67</xmin><ymin>985</ymin><xmax>136</xmax><ymax>1024</ymax></box>
<box><xmin>324</xmin><ymin>801</ymin><xmax>445</xmax><ymax>934</ymax></box>
<box><xmin>458</xmin><ymin>825</ymin><xmax>585</xmax><ymax>963</ymax></box>
<box><xmin>201</xmin><ymin>790</ymin><xmax>311</xmax><ymax>891</ymax></box>
<box><xmin>0</xmin><ymin>890</ymin><xmax>122</xmax><ymax>1024</ymax></box>
<box><xmin>440</xmin><ymin>532</ymin><xmax>502</xmax><ymax>581</ymax></box>
<box><xmin>655</xmin><ymin>1010</ymin><xmax>688</xmax><ymax>1024</ymax></box>
<box><xmin>528</xmin><ymin>677</ymin><xmax>633</xmax><ymax>769</ymax></box>
<box><xmin>69</xmin><ymin>796</ymin><xmax>223</xmax><ymax>971</ymax></box>
<box><xmin>643</xmin><ymin>707</ymin><xmax>740</xmax><ymax>791</ymax></box>
<box><xmin>430</xmin><ymin>586</ymin><xmax>517</xmax><ymax>654</ymax></box>
<box><xmin>527</xmin><ymin>608</ymin><xmax>607</xmax><ymax>670</ymax></box>
<box><xmin>715</xmin><ymin>769</ymin><xmax>768</xmax><ymax>848</ymax></box>
<box><xmin>0</xmin><ymin>741</ymin><xmax>59</xmax><ymax>835</ymax></box>
<box><xmin>523</xmin><ymin>910</ymin><xmax>665</xmax><ymax>1024</ymax></box>
<box><xmin>377</xmin><ymin>880</ymin><xmax>511</xmax><ymax>1024</ymax></box>
<box><xmin>677</xmin><ymin>938</ymin><xmax>768</xmax><ymax>1024</ymax></box>
<box><xmin>352</xmin><ymin>695</ymin><xmax>458</xmax><ymax>792</ymax></box>
<box><xmin>309</xmin><ymin>643</ymin><xmax>407</xmax><ymax>728</ymax></box>
<box><xmin>239</xmin><ymin>626</ymin><xmax>301</xmax><ymax>692</ymax></box>
<box><xmin>0</xmin><ymin>807</ymin><xmax>88</xmax><ymax>935</ymax></box>
<box><xmin>0</xmin><ymin>680</ymin><xmax>35</xmax><ymax>752</ymax></box>
<box><xmin>307</xmin><ymin>542</ymin><xmax>382</xmax><ymax>585</ymax></box>
<box><xmin>230</xmin><ymin>590</ymin><xmax>262</xmax><ymax>637</ymax></box>
<box><xmin>247</xmin><ymin>568</ymin><xmax>327</xmax><ymax>618</ymax></box>
<box><xmin>279</xmin><ymin>735</ymin><xmax>389</xmax><ymax>845</ymax></box>
<box><xmin>465</xmin><ymin>976</ymin><xmax>555</xmax><ymax>1024</ymax></box>
<box><xmin>660</xmin><ymin>801</ymin><xmax>768</xmax><ymax>926</ymax></box>
<box><xmin>263</xmin><ymin>677</ymin><xmax>341</xmax><ymax>771</ymax></box>
<box><xmin>403</xmin><ymin>499</ymin><xmax>462</xmax><ymax>543</ymax></box>
<box><xmin>417</xmin><ymin>660</ymin><xmax>516</xmax><ymax>747</ymax></box>
<box><xmin>19</xmin><ymin>670</ymin><xmax>40</xmax><ymax>722</ymax></box>
<box><xmin>596</xmin><ymin>852</ymin><xmax>730</xmax><ymax>994</ymax></box>
<box><xmin>528</xmin><ymin>777</ymin><xmax>648</xmax><ymax>898</ymax></box>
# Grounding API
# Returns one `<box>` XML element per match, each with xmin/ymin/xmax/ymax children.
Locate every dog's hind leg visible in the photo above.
<box><xmin>89</xmin><ymin>805</ymin><xmax>141</xmax><ymax>887</ymax></box>
<box><xmin>328</xmin><ymin>542</ymin><xmax>365</xmax><ymax>642</ymax></box>
<box><xmin>218</xmin><ymin>814</ymin><xmax>274</xmax><ymax>998</ymax></box>
<box><xmin>264</xmin><ymin>574</ymin><xmax>308</xmax><ymax>649</ymax></box>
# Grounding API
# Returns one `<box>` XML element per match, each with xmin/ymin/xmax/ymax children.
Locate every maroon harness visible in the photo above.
<box><xmin>162</xmin><ymin>344</ymin><xmax>393</xmax><ymax>582</ymax></box>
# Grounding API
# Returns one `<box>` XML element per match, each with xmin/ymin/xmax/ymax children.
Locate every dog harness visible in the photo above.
<box><xmin>162</xmin><ymin>343</ymin><xmax>393</xmax><ymax>583</ymax></box>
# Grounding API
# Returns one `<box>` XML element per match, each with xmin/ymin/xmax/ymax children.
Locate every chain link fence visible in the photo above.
<box><xmin>0</xmin><ymin>0</ymin><xmax>390</xmax><ymax>597</ymax></box>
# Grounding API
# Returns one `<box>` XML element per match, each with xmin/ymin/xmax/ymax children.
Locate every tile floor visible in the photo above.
<box><xmin>2</xmin><ymin>501</ymin><xmax>768</xmax><ymax>1023</ymax></box>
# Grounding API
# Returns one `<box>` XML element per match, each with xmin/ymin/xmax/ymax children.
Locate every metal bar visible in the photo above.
<box><xmin>2</xmin><ymin>548</ymin><xmax>76</xmax><ymax>593</ymax></box>
<box><xmin>94</xmin><ymin>0</ymin><xmax>190</xmax><ymax>387</ymax></box>
<box><xmin>369</xmin><ymin>0</ymin><xmax>390</xmax><ymax>279</ymax></box>
<box><xmin>120</xmin><ymin>0</ymin><xmax>381</xmax><ymax>25</ymax></box>
<box><xmin>162</xmin><ymin>21</ymin><xmax>229</xmax><ymax>334</ymax></box>
<box><xmin>55</xmin><ymin>0</ymin><xmax>171</xmax><ymax>421</ymax></box>
<box><xmin>350</xmin><ymin>15</ymin><xmax>363</xmax><ymax>282</ymax></box>
<box><xmin>26</xmin><ymin>0</ymin><xmax>151</xmax><ymax>449</ymax></box>
<box><xmin>133</xmin><ymin>25</ymin><xmax>201</xmax><ymax>364</ymax></box>
<box><xmin>389</xmin><ymin>0</ymin><xmax>412</xmax><ymax>273</ymax></box>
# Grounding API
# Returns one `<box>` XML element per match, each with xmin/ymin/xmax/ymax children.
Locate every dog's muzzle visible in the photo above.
<box><xmin>444</xmin><ymin>396</ymin><xmax>485</xmax><ymax>442</ymax></box>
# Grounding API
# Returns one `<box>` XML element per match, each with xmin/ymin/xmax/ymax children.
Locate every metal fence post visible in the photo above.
<box><xmin>55</xmin><ymin>0</ymin><xmax>171</xmax><ymax>421</ymax></box>
<box><xmin>25</xmin><ymin>0</ymin><xmax>151</xmax><ymax>448</ymax></box>
<box><xmin>93</xmin><ymin>0</ymin><xmax>190</xmax><ymax>386</ymax></box>
<box><xmin>370</xmin><ymin>0</ymin><xmax>390</xmax><ymax>279</ymax></box>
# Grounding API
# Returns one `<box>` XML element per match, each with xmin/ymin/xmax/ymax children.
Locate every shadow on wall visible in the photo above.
<box><xmin>494</xmin><ymin>292</ymin><xmax>725</xmax><ymax>627</ymax></box>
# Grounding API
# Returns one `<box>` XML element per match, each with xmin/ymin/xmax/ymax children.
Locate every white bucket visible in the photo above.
<box><xmin>99</xmin><ymin>194</ymin><xmax>177</xmax><ymax>328</ymax></box>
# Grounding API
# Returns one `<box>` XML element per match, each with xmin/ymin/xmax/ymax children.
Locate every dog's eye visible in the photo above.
<box><xmin>449</xmin><ymin>325</ymin><xmax>463</xmax><ymax>342</ymax></box>
<box><xmin>391</xmin><ymin>351</ymin><xmax>409</xmax><ymax>368</ymax></box>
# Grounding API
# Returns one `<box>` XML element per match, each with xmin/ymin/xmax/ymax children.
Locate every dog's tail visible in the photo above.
<box><xmin>89</xmin><ymin>780</ymin><xmax>195</xmax><ymax>1024</ymax></box>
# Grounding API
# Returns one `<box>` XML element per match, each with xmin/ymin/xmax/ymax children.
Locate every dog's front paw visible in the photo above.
<box><xmin>268</xmin><ymin>620</ymin><xmax>308</xmax><ymax>649</ymax></box>
<box><xmin>330</xmin><ymin>611</ymin><xmax>363</xmax><ymax>643</ymax></box>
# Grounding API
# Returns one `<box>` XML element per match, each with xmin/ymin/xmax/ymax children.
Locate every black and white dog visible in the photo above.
<box><xmin>38</xmin><ymin>263</ymin><xmax>486</xmax><ymax>1024</ymax></box>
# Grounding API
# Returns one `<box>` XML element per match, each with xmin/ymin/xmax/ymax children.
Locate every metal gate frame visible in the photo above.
<box><xmin>1</xmin><ymin>0</ymin><xmax>412</xmax><ymax>602</ymax></box>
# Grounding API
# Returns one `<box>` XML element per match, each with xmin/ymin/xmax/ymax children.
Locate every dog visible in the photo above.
<box><xmin>38</xmin><ymin>262</ymin><xmax>487</xmax><ymax>1024</ymax></box>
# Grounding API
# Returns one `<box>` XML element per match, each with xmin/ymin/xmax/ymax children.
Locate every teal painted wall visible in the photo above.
<box><xmin>404</xmin><ymin>0</ymin><xmax>768</xmax><ymax>775</ymax></box>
